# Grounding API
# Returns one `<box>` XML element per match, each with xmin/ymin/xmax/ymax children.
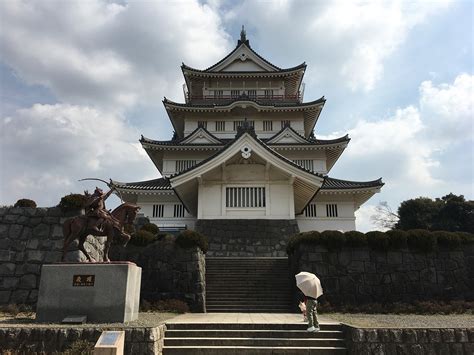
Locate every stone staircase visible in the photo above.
<box><xmin>206</xmin><ymin>257</ymin><xmax>292</xmax><ymax>312</ymax></box>
<box><xmin>162</xmin><ymin>322</ymin><xmax>348</xmax><ymax>354</ymax></box>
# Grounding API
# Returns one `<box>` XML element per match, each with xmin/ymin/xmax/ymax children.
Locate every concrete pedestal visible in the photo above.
<box><xmin>36</xmin><ymin>262</ymin><xmax>141</xmax><ymax>323</ymax></box>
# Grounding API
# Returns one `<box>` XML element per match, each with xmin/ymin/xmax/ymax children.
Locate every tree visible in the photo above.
<box><xmin>395</xmin><ymin>193</ymin><xmax>474</xmax><ymax>233</ymax></box>
<box><xmin>370</xmin><ymin>201</ymin><xmax>399</xmax><ymax>230</ymax></box>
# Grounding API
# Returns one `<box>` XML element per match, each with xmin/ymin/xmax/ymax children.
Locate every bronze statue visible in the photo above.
<box><xmin>61</xmin><ymin>182</ymin><xmax>140</xmax><ymax>262</ymax></box>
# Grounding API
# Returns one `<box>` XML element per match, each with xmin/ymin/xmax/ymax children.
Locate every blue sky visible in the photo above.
<box><xmin>0</xmin><ymin>0</ymin><xmax>472</xmax><ymax>231</ymax></box>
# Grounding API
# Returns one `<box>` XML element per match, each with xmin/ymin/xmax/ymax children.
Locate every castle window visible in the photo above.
<box><xmin>152</xmin><ymin>204</ymin><xmax>164</xmax><ymax>218</ymax></box>
<box><xmin>215</xmin><ymin>121</ymin><xmax>226</xmax><ymax>132</ymax></box>
<box><xmin>226</xmin><ymin>187</ymin><xmax>266</xmax><ymax>208</ymax></box>
<box><xmin>174</xmin><ymin>204</ymin><xmax>185</xmax><ymax>218</ymax></box>
<box><xmin>326</xmin><ymin>204</ymin><xmax>338</xmax><ymax>217</ymax></box>
<box><xmin>198</xmin><ymin>121</ymin><xmax>207</xmax><ymax>129</ymax></box>
<box><xmin>231</xmin><ymin>90</ymin><xmax>240</xmax><ymax>98</ymax></box>
<box><xmin>233</xmin><ymin>120</ymin><xmax>254</xmax><ymax>131</ymax></box>
<box><xmin>281</xmin><ymin>120</ymin><xmax>291</xmax><ymax>128</ymax></box>
<box><xmin>247</xmin><ymin>90</ymin><xmax>257</xmax><ymax>99</ymax></box>
<box><xmin>304</xmin><ymin>203</ymin><xmax>317</xmax><ymax>217</ymax></box>
<box><xmin>293</xmin><ymin>159</ymin><xmax>314</xmax><ymax>172</ymax></box>
<box><xmin>264</xmin><ymin>89</ymin><xmax>273</xmax><ymax>98</ymax></box>
<box><xmin>263</xmin><ymin>120</ymin><xmax>273</xmax><ymax>131</ymax></box>
<box><xmin>176</xmin><ymin>160</ymin><xmax>197</xmax><ymax>172</ymax></box>
<box><xmin>214</xmin><ymin>90</ymin><xmax>223</xmax><ymax>99</ymax></box>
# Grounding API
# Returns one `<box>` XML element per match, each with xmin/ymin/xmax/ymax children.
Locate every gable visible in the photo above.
<box><xmin>267</xmin><ymin>127</ymin><xmax>308</xmax><ymax>144</ymax></box>
<box><xmin>181</xmin><ymin>128</ymin><xmax>221</xmax><ymax>145</ymax></box>
<box><xmin>210</xmin><ymin>45</ymin><xmax>277</xmax><ymax>72</ymax></box>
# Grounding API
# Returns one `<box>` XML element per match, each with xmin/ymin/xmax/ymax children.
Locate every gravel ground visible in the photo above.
<box><xmin>324</xmin><ymin>313</ymin><xmax>474</xmax><ymax>328</ymax></box>
<box><xmin>0</xmin><ymin>312</ymin><xmax>178</xmax><ymax>328</ymax></box>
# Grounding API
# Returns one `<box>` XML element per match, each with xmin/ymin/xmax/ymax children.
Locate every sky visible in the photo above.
<box><xmin>0</xmin><ymin>0</ymin><xmax>472</xmax><ymax>231</ymax></box>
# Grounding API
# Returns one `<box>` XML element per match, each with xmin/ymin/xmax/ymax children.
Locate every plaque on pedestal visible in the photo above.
<box><xmin>36</xmin><ymin>262</ymin><xmax>141</xmax><ymax>323</ymax></box>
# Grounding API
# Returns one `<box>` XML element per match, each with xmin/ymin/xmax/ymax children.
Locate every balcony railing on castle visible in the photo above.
<box><xmin>186</xmin><ymin>94</ymin><xmax>302</xmax><ymax>104</ymax></box>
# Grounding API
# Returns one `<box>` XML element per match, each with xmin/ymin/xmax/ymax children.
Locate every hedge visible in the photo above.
<box><xmin>14</xmin><ymin>199</ymin><xmax>37</xmax><ymax>208</ymax></box>
<box><xmin>176</xmin><ymin>230</ymin><xmax>208</xmax><ymax>253</ymax></box>
<box><xmin>286</xmin><ymin>229</ymin><xmax>474</xmax><ymax>254</ymax></box>
<box><xmin>58</xmin><ymin>193</ymin><xmax>87</xmax><ymax>212</ymax></box>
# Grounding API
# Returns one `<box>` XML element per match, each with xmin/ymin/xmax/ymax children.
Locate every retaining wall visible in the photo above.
<box><xmin>196</xmin><ymin>219</ymin><xmax>299</xmax><ymax>257</ymax></box>
<box><xmin>345</xmin><ymin>326</ymin><xmax>474</xmax><ymax>354</ymax></box>
<box><xmin>0</xmin><ymin>325</ymin><xmax>166</xmax><ymax>354</ymax></box>
<box><xmin>289</xmin><ymin>244</ymin><xmax>474</xmax><ymax>305</ymax></box>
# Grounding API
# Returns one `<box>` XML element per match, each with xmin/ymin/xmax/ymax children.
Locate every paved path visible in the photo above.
<box><xmin>167</xmin><ymin>313</ymin><xmax>339</xmax><ymax>324</ymax></box>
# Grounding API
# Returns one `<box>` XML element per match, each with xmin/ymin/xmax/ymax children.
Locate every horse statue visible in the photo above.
<box><xmin>61</xmin><ymin>202</ymin><xmax>140</xmax><ymax>262</ymax></box>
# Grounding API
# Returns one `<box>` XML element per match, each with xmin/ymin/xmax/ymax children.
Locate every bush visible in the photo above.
<box><xmin>457</xmin><ymin>232</ymin><xmax>474</xmax><ymax>244</ymax></box>
<box><xmin>64</xmin><ymin>339</ymin><xmax>94</xmax><ymax>355</ymax></box>
<box><xmin>58</xmin><ymin>193</ymin><xmax>87</xmax><ymax>212</ymax></box>
<box><xmin>407</xmin><ymin>229</ymin><xmax>437</xmax><ymax>252</ymax></box>
<box><xmin>176</xmin><ymin>230</ymin><xmax>208</xmax><ymax>253</ymax></box>
<box><xmin>140</xmin><ymin>222</ymin><xmax>159</xmax><ymax>234</ymax></box>
<box><xmin>14</xmin><ymin>198</ymin><xmax>37</xmax><ymax>208</ymax></box>
<box><xmin>386</xmin><ymin>230</ymin><xmax>408</xmax><ymax>249</ymax></box>
<box><xmin>287</xmin><ymin>231</ymin><xmax>323</xmax><ymax>254</ymax></box>
<box><xmin>123</xmin><ymin>224</ymin><xmax>136</xmax><ymax>236</ymax></box>
<box><xmin>129</xmin><ymin>229</ymin><xmax>158</xmax><ymax>247</ymax></box>
<box><xmin>141</xmin><ymin>299</ymin><xmax>189</xmax><ymax>313</ymax></box>
<box><xmin>344</xmin><ymin>231</ymin><xmax>367</xmax><ymax>247</ymax></box>
<box><xmin>366</xmin><ymin>231</ymin><xmax>389</xmax><ymax>251</ymax></box>
<box><xmin>433</xmin><ymin>231</ymin><xmax>461</xmax><ymax>248</ymax></box>
<box><xmin>320</xmin><ymin>230</ymin><xmax>346</xmax><ymax>250</ymax></box>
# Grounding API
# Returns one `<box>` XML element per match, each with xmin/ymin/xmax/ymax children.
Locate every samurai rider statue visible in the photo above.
<box><xmin>84</xmin><ymin>187</ymin><xmax>119</xmax><ymax>233</ymax></box>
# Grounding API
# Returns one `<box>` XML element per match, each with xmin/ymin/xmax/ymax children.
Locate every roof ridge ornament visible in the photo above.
<box><xmin>237</xmin><ymin>25</ymin><xmax>250</xmax><ymax>47</ymax></box>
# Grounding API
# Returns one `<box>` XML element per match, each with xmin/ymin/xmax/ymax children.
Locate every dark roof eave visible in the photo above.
<box><xmin>181</xmin><ymin>62</ymin><xmax>307</xmax><ymax>75</ymax></box>
<box><xmin>321</xmin><ymin>177</ymin><xmax>384</xmax><ymax>190</ymax></box>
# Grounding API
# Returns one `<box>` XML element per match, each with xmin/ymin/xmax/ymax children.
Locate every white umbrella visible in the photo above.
<box><xmin>295</xmin><ymin>272</ymin><xmax>323</xmax><ymax>299</ymax></box>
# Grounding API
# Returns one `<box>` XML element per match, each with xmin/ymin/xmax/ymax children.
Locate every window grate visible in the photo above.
<box><xmin>305</xmin><ymin>203</ymin><xmax>317</xmax><ymax>217</ymax></box>
<box><xmin>231</xmin><ymin>90</ymin><xmax>240</xmax><ymax>98</ymax></box>
<box><xmin>197</xmin><ymin>121</ymin><xmax>207</xmax><ymax>129</ymax></box>
<box><xmin>326</xmin><ymin>204</ymin><xmax>338</xmax><ymax>217</ymax></box>
<box><xmin>233</xmin><ymin>120</ymin><xmax>254</xmax><ymax>131</ymax></box>
<box><xmin>214</xmin><ymin>90</ymin><xmax>223</xmax><ymax>99</ymax></box>
<box><xmin>247</xmin><ymin>90</ymin><xmax>257</xmax><ymax>99</ymax></box>
<box><xmin>281</xmin><ymin>120</ymin><xmax>291</xmax><ymax>128</ymax></box>
<box><xmin>264</xmin><ymin>89</ymin><xmax>273</xmax><ymax>98</ymax></box>
<box><xmin>263</xmin><ymin>120</ymin><xmax>273</xmax><ymax>131</ymax></box>
<box><xmin>175</xmin><ymin>160</ymin><xmax>197</xmax><ymax>172</ymax></box>
<box><xmin>152</xmin><ymin>204</ymin><xmax>164</xmax><ymax>218</ymax></box>
<box><xmin>215</xmin><ymin>121</ymin><xmax>225</xmax><ymax>132</ymax></box>
<box><xmin>226</xmin><ymin>187</ymin><xmax>266</xmax><ymax>208</ymax></box>
<box><xmin>174</xmin><ymin>204</ymin><xmax>185</xmax><ymax>218</ymax></box>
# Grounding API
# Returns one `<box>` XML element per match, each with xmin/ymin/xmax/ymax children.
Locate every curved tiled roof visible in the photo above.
<box><xmin>321</xmin><ymin>177</ymin><xmax>384</xmax><ymax>190</ymax></box>
<box><xmin>163</xmin><ymin>96</ymin><xmax>325</xmax><ymax>109</ymax></box>
<box><xmin>266</xmin><ymin>125</ymin><xmax>349</xmax><ymax>145</ymax></box>
<box><xmin>112</xmin><ymin>177</ymin><xmax>172</xmax><ymax>191</ymax></box>
<box><xmin>181</xmin><ymin>62</ymin><xmax>306</xmax><ymax>75</ymax></box>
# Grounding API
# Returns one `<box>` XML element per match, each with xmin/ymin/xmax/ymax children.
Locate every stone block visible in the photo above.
<box><xmin>0</xmin><ymin>225</ymin><xmax>9</xmax><ymax>238</ymax></box>
<box><xmin>11</xmin><ymin>289</ymin><xmax>29</xmax><ymax>303</ymax></box>
<box><xmin>0</xmin><ymin>250</ymin><xmax>14</xmax><ymax>262</ymax></box>
<box><xmin>27</xmin><ymin>239</ymin><xmax>40</xmax><ymax>250</ymax></box>
<box><xmin>19</xmin><ymin>274</ymin><xmax>37</xmax><ymax>289</ymax></box>
<box><xmin>32</xmin><ymin>224</ymin><xmax>50</xmax><ymax>238</ymax></box>
<box><xmin>351</xmin><ymin>328</ymin><xmax>365</xmax><ymax>342</ymax></box>
<box><xmin>441</xmin><ymin>329</ymin><xmax>455</xmax><ymax>342</ymax></box>
<box><xmin>402</xmin><ymin>329</ymin><xmax>417</xmax><ymax>343</ymax></box>
<box><xmin>26</xmin><ymin>250</ymin><xmax>45</xmax><ymax>263</ymax></box>
<box><xmin>464</xmin><ymin>343</ymin><xmax>474</xmax><ymax>354</ymax></box>
<box><xmin>454</xmin><ymin>329</ymin><xmax>468</xmax><ymax>343</ymax></box>
<box><xmin>347</xmin><ymin>261</ymin><xmax>364</xmax><ymax>273</ymax></box>
<box><xmin>36</xmin><ymin>263</ymin><xmax>141</xmax><ymax>323</ymax></box>
<box><xmin>0</xmin><ymin>290</ymin><xmax>11</xmax><ymax>303</ymax></box>
<box><xmin>427</xmin><ymin>329</ymin><xmax>441</xmax><ymax>343</ymax></box>
<box><xmin>0</xmin><ymin>262</ymin><xmax>16</xmax><ymax>275</ymax></box>
<box><xmin>450</xmin><ymin>343</ymin><xmax>464</xmax><ymax>355</ymax></box>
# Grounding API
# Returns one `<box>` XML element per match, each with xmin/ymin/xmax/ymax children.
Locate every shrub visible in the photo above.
<box><xmin>58</xmin><ymin>193</ymin><xmax>87</xmax><ymax>212</ymax></box>
<box><xmin>457</xmin><ymin>232</ymin><xmax>474</xmax><ymax>244</ymax></box>
<box><xmin>433</xmin><ymin>231</ymin><xmax>461</xmax><ymax>248</ymax></box>
<box><xmin>14</xmin><ymin>198</ymin><xmax>37</xmax><ymax>208</ymax></box>
<box><xmin>123</xmin><ymin>224</ymin><xmax>136</xmax><ymax>236</ymax></box>
<box><xmin>129</xmin><ymin>229</ymin><xmax>157</xmax><ymax>247</ymax></box>
<box><xmin>407</xmin><ymin>229</ymin><xmax>437</xmax><ymax>252</ymax></box>
<box><xmin>64</xmin><ymin>339</ymin><xmax>94</xmax><ymax>355</ymax></box>
<box><xmin>366</xmin><ymin>231</ymin><xmax>389</xmax><ymax>251</ymax></box>
<box><xmin>140</xmin><ymin>222</ymin><xmax>159</xmax><ymax>234</ymax></box>
<box><xmin>287</xmin><ymin>231</ymin><xmax>323</xmax><ymax>254</ymax></box>
<box><xmin>141</xmin><ymin>299</ymin><xmax>189</xmax><ymax>313</ymax></box>
<box><xmin>320</xmin><ymin>230</ymin><xmax>346</xmax><ymax>250</ymax></box>
<box><xmin>386</xmin><ymin>230</ymin><xmax>408</xmax><ymax>249</ymax></box>
<box><xmin>176</xmin><ymin>230</ymin><xmax>208</xmax><ymax>253</ymax></box>
<box><xmin>344</xmin><ymin>231</ymin><xmax>367</xmax><ymax>247</ymax></box>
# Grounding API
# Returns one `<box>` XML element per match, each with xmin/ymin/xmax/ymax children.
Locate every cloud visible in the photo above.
<box><xmin>218</xmin><ymin>0</ymin><xmax>451</xmax><ymax>92</ymax></box>
<box><xmin>327</xmin><ymin>73</ymin><xmax>473</xmax><ymax>231</ymax></box>
<box><xmin>0</xmin><ymin>103</ymin><xmax>156</xmax><ymax>206</ymax></box>
<box><xmin>0</xmin><ymin>0</ymin><xmax>231</xmax><ymax>110</ymax></box>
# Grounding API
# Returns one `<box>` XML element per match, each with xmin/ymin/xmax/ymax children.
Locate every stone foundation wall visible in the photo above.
<box><xmin>112</xmin><ymin>237</ymin><xmax>206</xmax><ymax>312</ymax></box>
<box><xmin>289</xmin><ymin>244</ymin><xmax>474</xmax><ymax>304</ymax></box>
<box><xmin>0</xmin><ymin>325</ymin><xmax>166</xmax><ymax>355</ymax></box>
<box><xmin>345</xmin><ymin>326</ymin><xmax>474</xmax><ymax>354</ymax></box>
<box><xmin>196</xmin><ymin>219</ymin><xmax>299</xmax><ymax>257</ymax></box>
<box><xmin>0</xmin><ymin>207</ymin><xmax>104</xmax><ymax>305</ymax></box>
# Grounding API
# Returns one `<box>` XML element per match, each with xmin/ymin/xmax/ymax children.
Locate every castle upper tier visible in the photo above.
<box><xmin>113</xmin><ymin>28</ymin><xmax>383</xmax><ymax>232</ymax></box>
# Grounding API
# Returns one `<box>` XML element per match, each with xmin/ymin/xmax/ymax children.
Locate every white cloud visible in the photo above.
<box><xmin>328</xmin><ymin>73</ymin><xmax>473</xmax><ymax>231</ymax></box>
<box><xmin>0</xmin><ymin>103</ymin><xmax>156</xmax><ymax>206</ymax></box>
<box><xmin>220</xmin><ymin>0</ymin><xmax>451</xmax><ymax>91</ymax></box>
<box><xmin>0</xmin><ymin>0</ymin><xmax>231</xmax><ymax>110</ymax></box>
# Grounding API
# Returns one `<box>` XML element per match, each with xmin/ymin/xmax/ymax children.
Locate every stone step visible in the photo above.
<box><xmin>164</xmin><ymin>337</ymin><xmax>345</xmax><ymax>347</ymax></box>
<box><xmin>162</xmin><ymin>345</ymin><xmax>348</xmax><ymax>354</ymax></box>
<box><xmin>206</xmin><ymin>305</ymin><xmax>291</xmax><ymax>311</ymax></box>
<box><xmin>206</xmin><ymin>300</ymin><xmax>292</xmax><ymax>305</ymax></box>
<box><xmin>165</xmin><ymin>323</ymin><xmax>343</xmax><ymax>331</ymax></box>
<box><xmin>206</xmin><ymin>297</ymin><xmax>292</xmax><ymax>302</ymax></box>
<box><xmin>165</xmin><ymin>329</ymin><xmax>344</xmax><ymax>339</ymax></box>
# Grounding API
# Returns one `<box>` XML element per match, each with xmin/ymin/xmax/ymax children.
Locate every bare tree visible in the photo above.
<box><xmin>370</xmin><ymin>201</ymin><xmax>399</xmax><ymax>230</ymax></box>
